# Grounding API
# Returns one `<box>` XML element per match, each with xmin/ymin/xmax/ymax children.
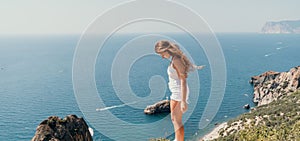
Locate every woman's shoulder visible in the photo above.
<box><xmin>172</xmin><ymin>56</ymin><xmax>185</xmax><ymax>71</ymax></box>
<box><xmin>172</xmin><ymin>56</ymin><xmax>182</xmax><ymax>65</ymax></box>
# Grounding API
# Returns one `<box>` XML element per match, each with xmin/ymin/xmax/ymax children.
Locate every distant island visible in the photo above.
<box><xmin>261</xmin><ymin>19</ymin><xmax>300</xmax><ymax>34</ymax></box>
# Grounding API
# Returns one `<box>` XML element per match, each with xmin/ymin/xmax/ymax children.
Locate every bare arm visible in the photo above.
<box><xmin>180</xmin><ymin>77</ymin><xmax>187</xmax><ymax>103</ymax></box>
<box><xmin>172</xmin><ymin>57</ymin><xmax>188</xmax><ymax>112</ymax></box>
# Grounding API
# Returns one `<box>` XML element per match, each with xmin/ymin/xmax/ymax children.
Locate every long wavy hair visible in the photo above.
<box><xmin>155</xmin><ymin>40</ymin><xmax>193</xmax><ymax>75</ymax></box>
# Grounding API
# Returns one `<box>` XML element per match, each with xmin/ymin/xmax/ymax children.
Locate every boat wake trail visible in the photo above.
<box><xmin>264</xmin><ymin>53</ymin><xmax>276</xmax><ymax>57</ymax></box>
<box><xmin>96</xmin><ymin>101</ymin><xmax>137</xmax><ymax>111</ymax></box>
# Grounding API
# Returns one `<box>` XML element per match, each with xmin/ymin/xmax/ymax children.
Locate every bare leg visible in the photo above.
<box><xmin>170</xmin><ymin>100</ymin><xmax>184</xmax><ymax>141</ymax></box>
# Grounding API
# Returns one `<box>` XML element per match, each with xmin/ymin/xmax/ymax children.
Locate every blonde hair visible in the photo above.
<box><xmin>155</xmin><ymin>40</ymin><xmax>194</xmax><ymax>75</ymax></box>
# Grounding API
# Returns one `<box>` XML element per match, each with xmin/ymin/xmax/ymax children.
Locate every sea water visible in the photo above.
<box><xmin>0</xmin><ymin>33</ymin><xmax>299</xmax><ymax>141</ymax></box>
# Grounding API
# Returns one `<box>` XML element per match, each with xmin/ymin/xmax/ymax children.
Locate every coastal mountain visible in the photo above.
<box><xmin>261</xmin><ymin>20</ymin><xmax>300</xmax><ymax>34</ymax></box>
<box><xmin>203</xmin><ymin>66</ymin><xmax>300</xmax><ymax>141</ymax></box>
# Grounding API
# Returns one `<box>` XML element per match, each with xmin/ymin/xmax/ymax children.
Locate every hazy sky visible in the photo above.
<box><xmin>1</xmin><ymin>0</ymin><xmax>299</xmax><ymax>34</ymax></box>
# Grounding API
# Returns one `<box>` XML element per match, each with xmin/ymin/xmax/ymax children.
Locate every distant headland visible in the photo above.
<box><xmin>261</xmin><ymin>19</ymin><xmax>300</xmax><ymax>34</ymax></box>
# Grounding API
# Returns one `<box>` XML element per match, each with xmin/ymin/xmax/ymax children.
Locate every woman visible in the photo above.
<box><xmin>155</xmin><ymin>40</ymin><xmax>204</xmax><ymax>141</ymax></box>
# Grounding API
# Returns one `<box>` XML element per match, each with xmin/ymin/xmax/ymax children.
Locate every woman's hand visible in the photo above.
<box><xmin>181</xmin><ymin>101</ymin><xmax>188</xmax><ymax>113</ymax></box>
<box><xmin>197</xmin><ymin>65</ymin><xmax>205</xmax><ymax>70</ymax></box>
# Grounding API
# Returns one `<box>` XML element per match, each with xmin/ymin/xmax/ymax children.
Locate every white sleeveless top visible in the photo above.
<box><xmin>167</xmin><ymin>62</ymin><xmax>189</xmax><ymax>102</ymax></box>
<box><xmin>167</xmin><ymin>64</ymin><xmax>180</xmax><ymax>92</ymax></box>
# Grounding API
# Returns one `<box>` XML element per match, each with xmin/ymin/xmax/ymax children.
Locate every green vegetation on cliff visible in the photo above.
<box><xmin>214</xmin><ymin>91</ymin><xmax>300</xmax><ymax>141</ymax></box>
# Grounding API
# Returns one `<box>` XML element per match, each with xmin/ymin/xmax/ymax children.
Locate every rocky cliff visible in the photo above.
<box><xmin>202</xmin><ymin>66</ymin><xmax>300</xmax><ymax>141</ymax></box>
<box><xmin>31</xmin><ymin>115</ymin><xmax>92</xmax><ymax>141</ymax></box>
<box><xmin>250</xmin><ymin>66</ymin><xmax>300</xmax><ymax>106</ymax></box>
<box><xmin>261</xmin><ymin>20</ymin><xmax>300</xmax><ymax>34</ymax></box>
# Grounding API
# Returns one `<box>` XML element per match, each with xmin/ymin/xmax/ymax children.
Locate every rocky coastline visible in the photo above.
<box><xmin>201</xmin><ymin>66</ymin><xmax>300</xmax><ymax>140</ymax></box>
<box><xmin>250</xmin><ymin>66</ymin><xmax>300</xmax><ymax>106</ymax></box>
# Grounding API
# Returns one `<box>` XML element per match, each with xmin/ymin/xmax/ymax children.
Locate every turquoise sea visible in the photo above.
<box><xmin>0</xmin><ymin>33</ymin><xmax>299</xmax><ymax>140</ymax></box>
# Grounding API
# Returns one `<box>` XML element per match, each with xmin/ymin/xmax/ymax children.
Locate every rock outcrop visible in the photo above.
<box><xmin>31</xmin><ymin>115</ymin><xmax>92</xmax><ymax>141</ymax></box>
<box><xmin>243</xmin><ymin>104</ymin><xmax>250</xmax><ymax>109</ymax></box>
<box><xmin>250</xmin><ymin>66</ymin><xmax>300</xmax><ymax>106</ymax></box>
<box><xmin>261</xmin><ymin>20</ymin><xmax>300</xmax><ymax>34</ymax></box>
<box><xmin>144</xmin><ymin>100</ymin><xmax>170</xmax><ymax>114</ymax></box>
